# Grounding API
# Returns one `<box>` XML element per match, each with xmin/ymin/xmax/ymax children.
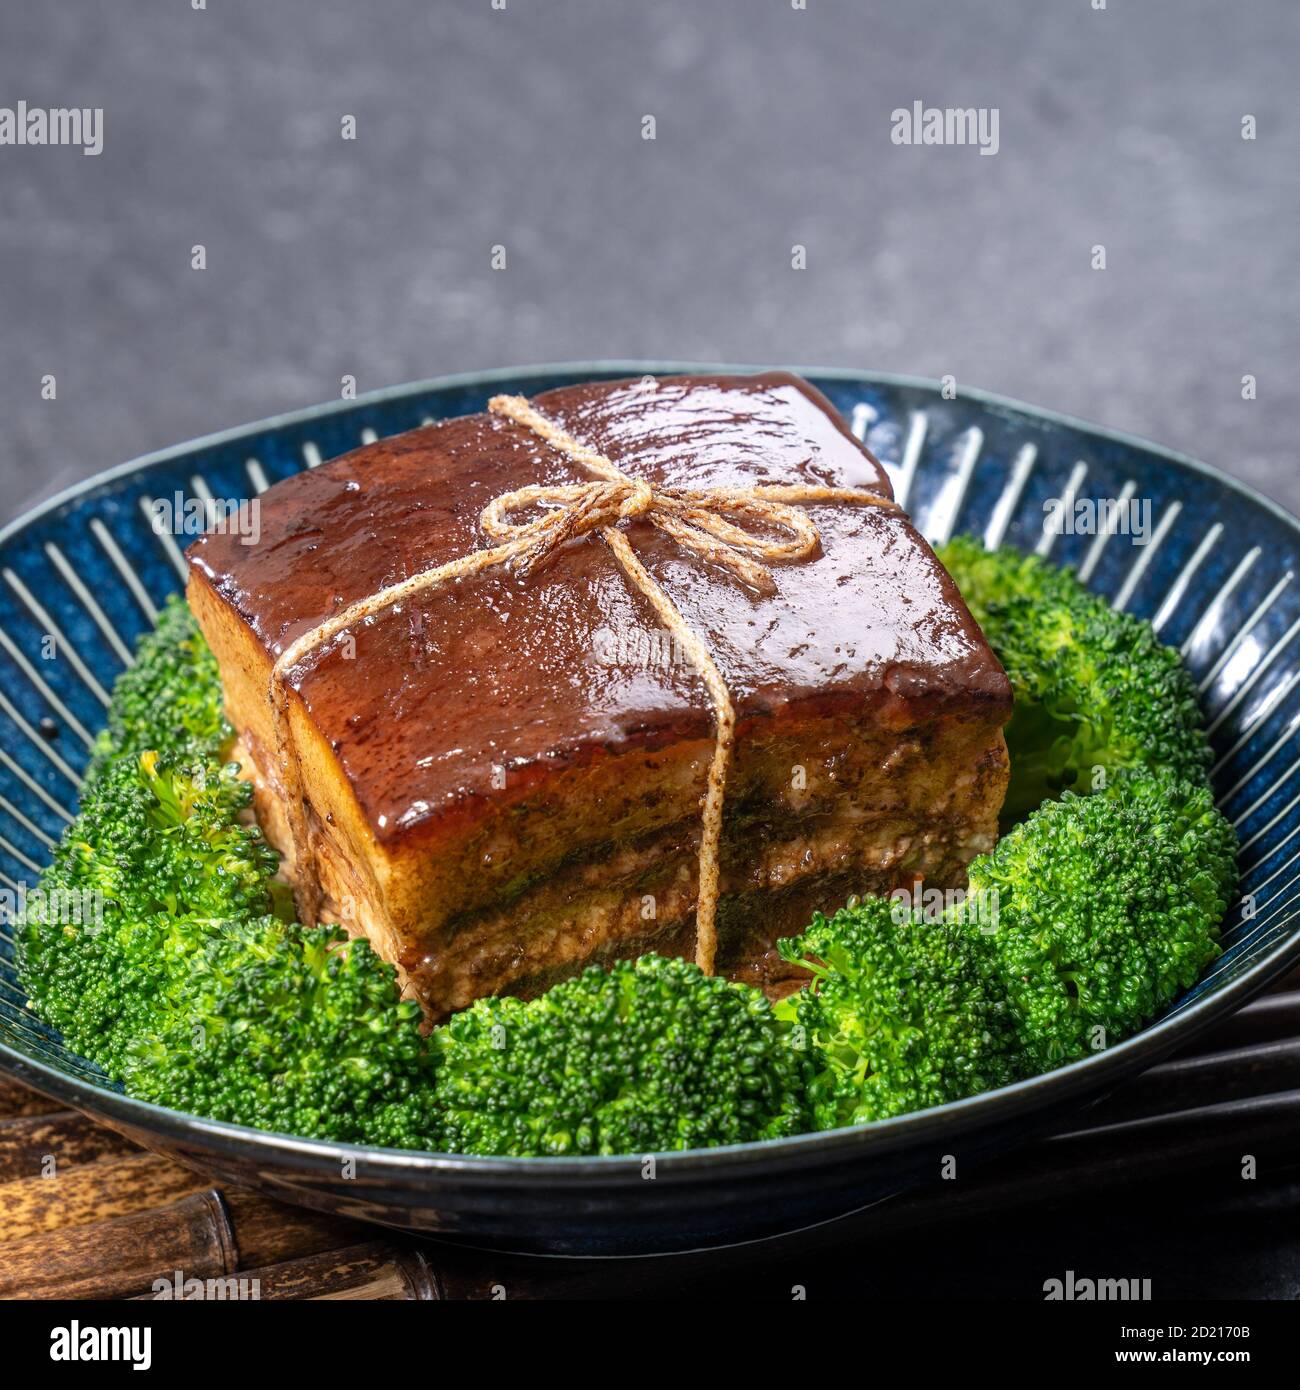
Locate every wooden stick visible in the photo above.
<box><xmin>131</xmin><ymin>1240</ymin><xmax>438</xmax><ymax>1300</ymax></box>
<box><xmin>0</xmin><ymin>1151</ymin><xmax>209</xmax><ymax>1243</ymax></box>
<box><xmin>0</xmin><ymin>1189</ymin><xmax>235</xmax><ymax>1300</ymax></box>
<box><xmin>220</xmin><ymin>1188</ymin><xmax>368</xmax><ymax>1271</ymax></box>
<box><xmin>1086</xmin><ymin>1037</ymin><xmax>1300</xmax><ymax>1126</ymax></box>
<box><xmin>0</xmin><ymin>1180</ymin><xmax>370</xmax><ymax>1300</ymax></box>
<box><xmin>1190</xmin><ymin>989</ymin><xmax>1300</xmax><ymax>1051</ymax></box>
<box><xmin>0</xmin><ymin>1073</ymin><xmax>62</xmax><ymax>1119</ymax></box>
<box><xmin>0</xmin><ymin>1110</ymin><xmax>137</xmax><ymax>1184</ymax></box>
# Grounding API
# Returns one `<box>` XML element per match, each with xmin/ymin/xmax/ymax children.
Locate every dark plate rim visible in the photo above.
<box><xmin>3</xmin><ymin>359</ymin><xmax>1298</xmax><ymax>1183</ymax></box>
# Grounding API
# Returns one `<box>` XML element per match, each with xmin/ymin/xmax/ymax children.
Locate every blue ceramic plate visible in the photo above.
<box><xmin>2</xmin><ymin>363</ymin><xmax>1299</xmax><ymax>1256</ymax></box>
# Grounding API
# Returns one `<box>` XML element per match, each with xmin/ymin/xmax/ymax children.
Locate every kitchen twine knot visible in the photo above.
<box><xmin>271</xmin><ymin>391</ymin><xmax>899</xmax><ymax>977</ymax></box>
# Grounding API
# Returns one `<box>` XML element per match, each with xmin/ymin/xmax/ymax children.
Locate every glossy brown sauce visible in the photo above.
<box><xmin>188</xmin><ymin>372</ymin><xmax>1010</xmax><ymax>846</ymax></box>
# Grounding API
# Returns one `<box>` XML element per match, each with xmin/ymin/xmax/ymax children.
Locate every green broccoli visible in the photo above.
<box><xmin>775</xmin><ymin>897</ymin><xmax>1023</xmax><ymax>1128</ymax></box>
<box><xmin>124</xmin><ymin>921</ymin><xmax>437</xmax><ymax>1150</ymax></box>
<box><xmin>88</xmin><ymin>594</ymin><xmax>231</xmax><ymax>778</ymax></box>
<box><xmin>18</xmin><ymin>604</ymin><xmax>437</xmax><ymax>1149</ymax></box>
<box><xmin>968</xmin><ymin>770</ymin><xmax>1238</xmax><ymax>1070</ymax></box>
<box><xmin>938</xmin><ymin>537</ymin><xmax>1213</xmax><ymax>822</ymax></box>
<box><xmin>431</xmin><ymin>955</ymin><xmax>808</xmax><ymax>1156</ymax></box>
<box><xmin>19</xmin><ymin>751</ymin><xmax>278</xmax><ymax>1073</ymax></box>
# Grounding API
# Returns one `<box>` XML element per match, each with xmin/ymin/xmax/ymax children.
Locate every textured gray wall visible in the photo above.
<box><xmin>1</xmin><ymin>0</ymin><xmax>1295</xmax><ymax>523</ymax></box>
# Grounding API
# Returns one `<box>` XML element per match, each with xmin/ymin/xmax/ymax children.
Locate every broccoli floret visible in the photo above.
<box><xmin>88</xmin><ymin>594</ymin><xmax>230</xmax><ymax>778</ymax></box>
<box><xmin>968</xmin><ymin>770</ymin><xmax>1238</xmax><ymax>1071</ymax></box>
<box><xmin>124</xmin><ymin>922</ymin><xmax>438</xmax><ymax>1150</ymax></box>
<box><xmin>18</xmin><ymin>751</ymin><xmax>282</xmax><ymax>1075</ymax></box>
<box><xmin>18</xmin><ymin>609</ymin><xmax>437</xmax><ymax>1149</ymax></box>
<box><xmin>431</xmin><ymin>955</ymin><xmax>808</xmax><ymax>1156</ymax></box>
<box><xmin>938</xmin><ymin>537</ymin><xmax>1213</xmax><ymax>821</ymax></box>
<box><xmin>939</xmin><ymin>534</ymin><xmax>1079</xmax><ymax>625</ymax></box>
<box><xmin>775</xmin><ymin>898</ymin><xmax>1023</xmax><ymax>1128</ymax></box>
<box><xmin>66</xmin><ymin>752</ymin><xmax>278</xmax><ymax>922</ymax></box>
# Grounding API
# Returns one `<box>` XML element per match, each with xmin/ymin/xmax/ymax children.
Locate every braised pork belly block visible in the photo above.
<box><xmin>187</xmin><ymin>372</ymin><xmax>1012</xmax><ymax>1016</ymax></box>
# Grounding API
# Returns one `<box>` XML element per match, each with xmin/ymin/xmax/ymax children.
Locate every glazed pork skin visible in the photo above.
<box><xmin>186</xmin><ymin>372</ymin><xmax>1012</xmax><ymax>1016</ymax></box>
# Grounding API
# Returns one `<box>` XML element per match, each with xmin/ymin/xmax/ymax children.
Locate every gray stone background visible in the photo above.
<box><xmin>1</xmin><ymin>0</ymin><xmax>1296</xmax><ymax>526</ymax></box>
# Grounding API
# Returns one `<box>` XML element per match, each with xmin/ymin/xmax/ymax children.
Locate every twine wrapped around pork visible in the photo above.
<box><xmin>270</xmin><ymin>393</ymin><xmax>899</xmax><ymax>975</ymax></box>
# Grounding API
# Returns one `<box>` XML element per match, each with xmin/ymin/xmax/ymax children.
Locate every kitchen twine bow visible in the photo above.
<box><xmin>271</xmin><ymin>393</ymin><xmax>899</xmax><ymax>974</ymax></box>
